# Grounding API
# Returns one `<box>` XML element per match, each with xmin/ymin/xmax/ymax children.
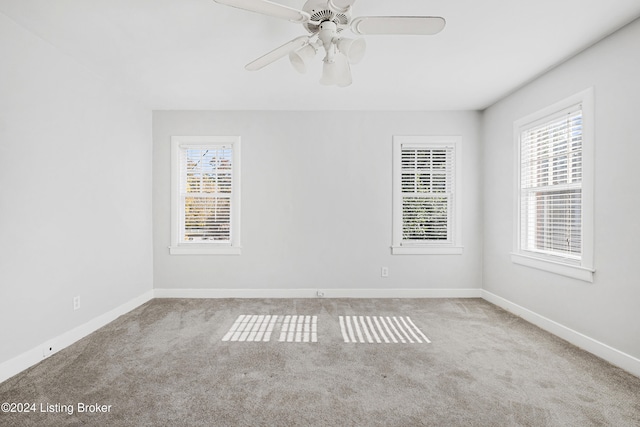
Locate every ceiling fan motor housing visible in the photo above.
<box><xmin>302</xmin><ymin>0</ymin><xmax>351</xmax><ymax>34</ymax></box>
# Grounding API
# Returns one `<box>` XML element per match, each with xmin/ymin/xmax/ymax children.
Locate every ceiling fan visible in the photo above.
<box><xmin>213</xmin><ymin>0</ymin><xmax>446</xmax><ymax>87</ymax></box>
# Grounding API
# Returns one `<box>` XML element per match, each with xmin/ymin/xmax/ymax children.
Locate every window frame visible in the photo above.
<box><xmin>169</xmin><ymin>136</ymin><xmax>241</xmax><ymax>255</ymax></box>
<box><xmin>392</xmin><ymin>135</ymin><xmax>463</xmax><ymax>255</ymax></box>
<box><xmin>512</xmin><ymin>88</ymin><xmax>594</xmax><ymax>281</ymax></box>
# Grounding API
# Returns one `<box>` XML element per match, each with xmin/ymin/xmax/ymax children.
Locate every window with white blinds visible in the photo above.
<box><xmin>392</xmin><ymin>136</ymin><xmax>462</xmax><ymax>255</ymax></box>
<box><xmin>170</xmin><ymin>136</ymin><xmax>241</xmax><ymax>255</ymax></box>
<box><xmin>401</xmin><ymin>146</ymin><xmax>453</xmax><ymax>242</ymax></box>
<box><xmin>512</xmin><ymin>88</ymin><xmax>594</xmax><ymax>281</ymax></box>
<box><xmin>519</xmin><ymin>106</ymin><xmax>583</xmax><ymax>259</ymax></box>
<box><xmin>180</xmin><ymin>146</ymin><xmax>233</xmax><ymax>243</ymax></box>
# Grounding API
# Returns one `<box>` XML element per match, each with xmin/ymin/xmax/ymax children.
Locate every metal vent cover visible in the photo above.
<box><xmin>311</xmin><ymin>9</ymin><xmax>333</xmax><ymax>22</ymax></box>
<box><xmin>301</xmin><ymin>0</ymin><xmax>352</xmax><ymax>34</ymax></box>
<box><xmin>304</xmin><ymin>9</ymin><xmax>349</xmax><ymax>33</ymax></box>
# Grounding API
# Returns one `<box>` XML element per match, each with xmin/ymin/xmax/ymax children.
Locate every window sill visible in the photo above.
<box><xmin>392</xmin><ymin>246</ymin><xmax>463</xmax><ymax>255</ymax></box>
<box><xmin>169</xmin><ymin>245</ymin><xmax>241</xmax><ymax>255</ymax></box>
<box><xmin>511</xmin><ymin>252</ymin><xmax>594</xmax><ymax>282</ymax></box>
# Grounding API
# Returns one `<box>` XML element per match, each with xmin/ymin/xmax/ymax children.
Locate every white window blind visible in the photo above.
<box><xmin>170</xmin><ymin>136</ymin><xmax>241</xmax><ymax>255</ymax></box>
<box><xmin>519</xmin><ymin>105</ymin><xmax>583</xmax><ymax>259</ymax></box>
<box><xmin>400</xmin><ymin>144</ymin><xmax>454</xmax><ymax>244</ymax></box>
<box><xmin>179</xmin><ymin>145</ymin><xmax>233</xmax><ymax>243</ymax></box>
<box><xmin>392</xmin><ymin>136</ymin><xmax>461</xmax><ymax>255</ymax></box>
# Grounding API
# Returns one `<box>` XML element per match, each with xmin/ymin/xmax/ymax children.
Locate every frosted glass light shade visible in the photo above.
<box><xmin>289</xmin><ymin>44</ymin><xmax>317</xmax><ymax>74</ymax></box>
<box><xmin>337</xmin><ymin>38</ymin><xmax>366</xmax><ymax>64</ymax></box>
<box><xmin>320</xmin><ymin>53</ymin><xmax>352</xmax><ymax>87</ymax></box>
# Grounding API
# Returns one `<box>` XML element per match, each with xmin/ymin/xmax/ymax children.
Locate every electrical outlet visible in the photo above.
<box><xmin>73</xmin><ymin>295</ymin><xmax>80</xmax><ymax>311</ymax></box>
<box><xmin>381</xmin><ymin>267</ymin><xmax>389</xmax><ymax>278</ymax></box>
<box><xmin>316</xmin><ymin>290</ymin><xmax>325</xmax><ymax>298</ymax></box>
<box><xmin>43</xmin><ymin>342</ymin><xmax>55</xmax><ymax>358</ymax></box>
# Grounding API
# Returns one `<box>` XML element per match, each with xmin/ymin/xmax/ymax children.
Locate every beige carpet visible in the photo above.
<box><xmin>1</xmin><ymin>298</ymin><xmax>639</xmax><ymax>426</ymax></box>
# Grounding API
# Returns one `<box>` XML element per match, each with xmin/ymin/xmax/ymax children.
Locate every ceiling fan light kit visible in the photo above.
<box><xmin>320</xmin><ymin>52</ymin><xmax>352</xmax><ymax>87</ymax></box>
<box><xmin>289</xmin><ymin>43</ymin><xmax>318</xmax><ymax>74</ymax></box>
<box><xmin>213</xmin><ymin>0</ymin><xmax>446</xmax><ymax>87</ymax></box>
<box><xmin>336</xmin><ymin>38</ymin><xmax>366</xmax><ymax>64</ymax></box>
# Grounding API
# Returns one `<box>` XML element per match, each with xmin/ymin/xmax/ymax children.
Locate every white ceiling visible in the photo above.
<box><xmin>2</xmin><ymin>0</ymin><xmax>639</xmax><ymax>111</ymax></box>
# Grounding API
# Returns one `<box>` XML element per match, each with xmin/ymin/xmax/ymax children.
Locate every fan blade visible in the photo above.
<box><xmin>329</xmin><ymin>0</ymin><xmax>357</xmax><ymax>12</ymax></box>
<box><xmin>213</xmin><ymin>0</ymin><xmax>310</xmax><ymax>23</ymax></box>
<box><xmin>245</xmin><ymin>36</ymin><xmax>310</xmax><ymax>71</ymax></box>
<box><xmin>351</xmin><ymin>16</ymin><xmax>445</xmax><ymax>35</ymax></box>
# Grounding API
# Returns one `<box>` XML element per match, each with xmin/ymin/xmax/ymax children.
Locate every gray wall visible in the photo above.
<box><xmin>153</xmin><ymin>111</ymin><xmax>482</xmax><ymax>292</ymax></box>
<box><xmin>482</xmin><ymin>18</ymin><xmax>640</xmax><ymax>359</ymax></box>
<box><xmin>0</xmin><ymin>13</ymin><xmax>153</xmax><ymax>365</ymax></box>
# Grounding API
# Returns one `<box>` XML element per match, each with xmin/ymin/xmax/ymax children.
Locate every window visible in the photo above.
<box><xmin>392</xmin><ymin>136</ymin><xmax>462</xmax><ymax>255</ymax></box>
<box><xmin>512</xmin><ymin>89</ymin><xmax>594</xmax><ymax>281</ymax></box>
<box><xmin>170</xmin><ymin>136</ymin><xmax>241</xmax><ymax>255</ymax></box>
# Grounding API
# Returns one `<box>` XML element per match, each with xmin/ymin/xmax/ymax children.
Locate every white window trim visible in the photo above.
<box><xmin>512</xmin><ymin>88</ymin><xmax>594</xmax><ymax>281</ymax></box>
<box><xmin>169</xmin><ymin>136</ymin><xmax>241</xmax><ymax>255</ymax></box>
<box><xmin>392</xmin><ymin>135</ymin><xmax>463</xmax><ymax>255</ymax></box>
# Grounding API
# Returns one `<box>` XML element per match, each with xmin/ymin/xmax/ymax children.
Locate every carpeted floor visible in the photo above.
<box><xmin>1</xmin><ymin>298</ymin><xmax>639</xmax><ymax>426</ymax></box>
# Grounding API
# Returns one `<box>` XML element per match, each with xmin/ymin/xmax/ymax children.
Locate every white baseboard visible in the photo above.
<box><xmin>153</xmin><ymin>288</ymin><xmax>483</xmax><ymax>299</ymax></box>
<box><xmin>0</xmin><ymin>290</ymin><xmax>154</xmax><ymax>384</ymax></box>
<box><xmin>481</xmin><ymin>290</ymin><xmax>640</xmax><ymax>378</ymax></box>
